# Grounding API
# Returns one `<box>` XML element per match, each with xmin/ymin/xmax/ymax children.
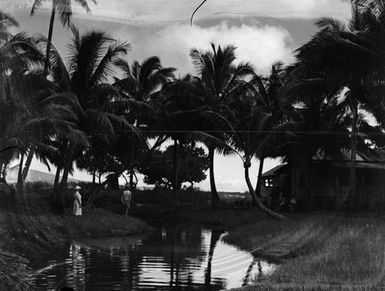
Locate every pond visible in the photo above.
<box><xmin>34</xmin><ymin>226</ymin><xmax>276</xmax><ymax>290</ymax></box>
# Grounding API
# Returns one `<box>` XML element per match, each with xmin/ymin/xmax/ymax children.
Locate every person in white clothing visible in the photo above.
<box><xmin>120</xmin><ymin>185</ymin><xmax>133</xmax><ymax>216</ymax></box>
<box><xmin>73</xmin><ymin>185</ymin><xmax>82</xmax><ymax>216</ymax></box>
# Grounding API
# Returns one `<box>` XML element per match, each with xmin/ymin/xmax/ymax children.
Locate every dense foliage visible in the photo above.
<box><xmin>138</xmin><ymin>145</ymin><xmax>209</xmax><ymax>189</ymax></box>
<box><xmin>2</xmin><ymin>1</ymin><xmax>385</xmax><ymax>216</ymax></box>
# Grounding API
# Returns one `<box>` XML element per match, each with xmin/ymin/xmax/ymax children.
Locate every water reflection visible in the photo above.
<box><xmin>34</xmin><ymin>227</ymin><xmax>276</xmax><ymax>290</ymax></box>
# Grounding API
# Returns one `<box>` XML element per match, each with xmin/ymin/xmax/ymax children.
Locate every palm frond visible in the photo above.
<box><xmin>316</xmin><ymin>17</ymin><xmax>345</xmax><ymax>31</ymax></box>
<box><xmin>90</xmin><ymin>41</ymin><xmax>130</xmax><ymax>86</ymax></box>
<box><xmin>30</xmin><ymin>0</ymin><xmax>44</xmax><ymax>15</ymax></box>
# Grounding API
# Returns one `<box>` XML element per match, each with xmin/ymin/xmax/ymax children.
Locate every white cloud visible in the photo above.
<box><xmin>84</xmin><ymin>0</ymin><xmax>351</xmax><ymax>23</ymax></box>
<box><xmin>1</xmin><ymin>0</ymin><xmax>351</xmax><ymax>23</ymax></box>
<box><xmin>117</xmin><ymin>21</ymin><xmax>294</xmax><ymax>75</ymax></box>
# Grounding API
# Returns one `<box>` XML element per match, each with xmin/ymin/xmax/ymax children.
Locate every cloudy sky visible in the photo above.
<box><xmin>2</xmin><ymin>0</ymin><xmax>352</xmax><ymax>191</ymax></box>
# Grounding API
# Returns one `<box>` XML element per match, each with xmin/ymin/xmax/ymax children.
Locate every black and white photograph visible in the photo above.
<box><xmin>0</xmin><ymin>0</ymin><xmax>384</xmax><ymax>290</ymax></box>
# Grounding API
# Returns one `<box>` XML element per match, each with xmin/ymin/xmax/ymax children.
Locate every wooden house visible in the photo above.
<box><xmin>261</xmin><ymin>150</ymin><xmax>385</xmax><ymax>210</ymax></box>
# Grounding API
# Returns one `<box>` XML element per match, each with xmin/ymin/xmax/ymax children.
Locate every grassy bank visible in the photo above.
<box><xmin>96</xmin><ymin>187</ymin><xmax>255</xmax><ymax>228</ymax></box>
<box><xmin>0</xmin><ymin>186</ymin><xmax>151</xmax><ymax>290</ymax></box>
<box><xmin>6</xmin><ymin>185</ymin><xmax>384</xmax><ymax>290</ymax></box>
<box><xmin>226</xmin><ymin>213</ymin><xmax>385</xmax><ymax>290</ymax></box>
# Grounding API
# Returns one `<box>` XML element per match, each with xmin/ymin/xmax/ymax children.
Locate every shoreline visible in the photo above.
<box><xmin>0</xmin><ymin>189</ymin><xmax>152</xmax><ymax>290</ymax></box>
<box><xmin>4</xmin><ymin>188</ymin><xmax>385</xmax><ymax>290</ymax></box>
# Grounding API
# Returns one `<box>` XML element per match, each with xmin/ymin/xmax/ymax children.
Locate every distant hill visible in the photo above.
<box><xmin>7</xmin><ymin>166</ymin><xmax>83</xmax><ymax>184</ymax></box>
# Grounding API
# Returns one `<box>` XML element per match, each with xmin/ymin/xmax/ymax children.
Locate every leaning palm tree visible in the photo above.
<box><xmin>190</xmin><ymin>43</ymin><xmax>254</xmax><ymax>207</ymax></box>
<box><xmin>30</xmin><ymin>0</ymin><xmax>96</xmax><ymax>75</ymax></box>
<box><xmin>228</xmin><ymin>92</ymin><xmax>286</xmax><ymax>220</ymax></box>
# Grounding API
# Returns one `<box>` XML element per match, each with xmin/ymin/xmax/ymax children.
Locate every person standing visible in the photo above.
<box><xmin>121</xmin><ymin>185</ymin><xmax>133</xmax><ymax>216</ymax></box>
<box><xmin>73</xmin><ymin>185</ymin><xmax>82</xmax><ymax>216</ymax></box>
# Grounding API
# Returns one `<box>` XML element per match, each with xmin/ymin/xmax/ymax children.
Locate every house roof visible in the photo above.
<box><xmin>313</xmin><ymin>149</ymin><xmax>385</xmax><ymax>163</ymax></box>
<box><xmin>262</xmin><ymin>149</ymin><xmax>385</xmax><ymax>177</ymax></box>
<box><xmin>314</xmin><ymin>161</ymin><xmax>385</xmax><ymax>170</ymax></box>
<box><xmin>262</xmin><ymin>164</ymin><xmax>288</xmax><ymax>177</ymax></box>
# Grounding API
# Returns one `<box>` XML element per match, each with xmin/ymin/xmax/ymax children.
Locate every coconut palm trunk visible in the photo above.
<box><xmin>52</xmin><ymin>166</ymin><xmax>61</xmax><ymax>201</ymax></box>
<box><xmin>172</xmin><ymin>138</ymin><xmax>181</xmax><ymax>207</ymax></box>
<box><xmin>58</xmin><ymin>166</ymin><xmax>69</xmax><ymax>214</ymax></box>
<box><xmin>244</xmin><ymin>156</ymin><xmax>286</xmax><ymax>220</ymax></box>
<box><xmin>255</xmin><ymin>157</ymin><xmax>265</xmax><ymax>197</ymax></box>
<box><xmin>92</xmin><ymin>169</ymin><xmax>96</xmax><ymax>184</ymax></box>
<box><xmin>129</xmin><ymin>144</ymin><xmax>136</xmax><ymax>188</ymax></box>
<box><xmin>208</xmin><ymin>146</ymin><xmax>220</xmax><ymax>207</ymax></box>
<box><xmin>22</xmin><ymin>148</ymin><xmax>34</xmax><ymax>181</ymax></box>
<box><xmin>44</xmin><ymin>4</ymin><xmax>56</xmax><ymax>76</ymax></box>
<box><xmin>57</xmin><ymin>151</ymin><xmax>72</xmax><ymax>214</ymax></box>
<box><xmin>17</xmin><ymin>153</ymin><xmax>25</xmax><ymax>194</ymax></box>
<box><xmin>347</xmin><ymin>98</ymin><xmax>358</xmax><ymax>210</ymax></box>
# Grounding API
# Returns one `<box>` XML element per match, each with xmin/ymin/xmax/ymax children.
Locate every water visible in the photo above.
<box><xmin>34</xmin><ymin>227</ymin><xmax>276</xmax><ymax>290</ymax></box>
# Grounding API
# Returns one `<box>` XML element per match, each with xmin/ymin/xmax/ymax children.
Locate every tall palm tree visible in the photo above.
<box><xmin>48</xmin><ymin>27</ymin><xmax>141</xmax><ymax>212</ymax></box>
<box><xmin>6</xmin><ymin>67</ymin><xmax>80</xmax><ymax>194</ymax></box>
<box><xmin>30</xmin><ymin>0</ymin><xmax>96</xmax><ymax>75</ymax></box>
<box><xmin>293</xmin><ymin>1</ymin><xmax>385</xmax><ymax>209</ymax></box>
<box><xmin>251</xmin><ymin>62</ymin><xmax>294</xmax><ymax>197</ymax></box>
<box><xmin>0</xmin><ymin>14</ymin><xmax>75</xmax><ymax>190</ymax></box>
<box><xmin>0</xmin><ymin>11</ymin><xmax>20</xmax><ymax>176</ymax></box>
<box><xmin>152</xmin><ymin>75</ymin><xmax>233</xmax><ymax>206</ymax></box>
<box><xmin>190</xmin><ymin>43</ymin><xmax>254</xmax><ymax>207</ymax></box>
<box><xmin>266</xmin><ymin>63</ymin><xmax>381</xmax><ymax>209</ymax></box>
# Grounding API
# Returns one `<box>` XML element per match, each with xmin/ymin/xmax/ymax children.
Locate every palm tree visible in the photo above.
<box><xmin>0</xmin><ymin>11</ymin><xmax>20</xmax><ymax>179</ymax></box>
<box><xmin>251</xmin><ymin>62</ymin><xmax>294</xmax><ymax>197</ymax></box>
<box><xmin>228</xmin><ymin>91</ymin><xmax>286</xmax><ymax>220</ymax></box>
<box><xmin>0</xmin><ymin>14</ymin><xmax>76</xmax><ymax>191</ymax></box>
<box><xmin>48</xmin><ymin>27</ymin><xmax>142</xmax><ymax>212</ymax></box>
<box><xmin>30</xmin><ymin>0</ymin><xmax>96</xmax><ymax>75</ymax></box>
<box><xmin>113</xmin><ymin>56</ymin><xmax>175</xmax><ymax>187</ymax></box>
<box><xmin>0</xmin><ymin>11</ymin><xmax>18</xmax><ymax>43</ymax></box>
<box><xmin>151</xmin><ymin>75</ymin><xmax>233</xmax><ymax>206</ymax></box>
<box><xmin>293</xmin><ymin>1</ymin><xmax>385</xmax><ymax>209</ymax></box>
<box><xmin>6</xmin><ymin>67</ymin><xmax>80</xmax><ymax>194</ymax></box>
<box><xmin>281</xmin><ymin>78</ymin><xmax>351</xmax><ymax>209</ymax></box>
<box><xmin>265</xmin><ymin>62</ymin><xmax>382</xmax><ymax>209</ymax></box>
<box><xmin>190</xmin><ymin>43</ymin><xmax>254</xmax><ymax>207</ymax></box>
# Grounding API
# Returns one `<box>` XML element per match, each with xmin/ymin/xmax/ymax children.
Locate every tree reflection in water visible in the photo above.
<box><xmin>34</xmin><ymin>227</ymin><xmax>276</xmax><ymax>290</ymax></box>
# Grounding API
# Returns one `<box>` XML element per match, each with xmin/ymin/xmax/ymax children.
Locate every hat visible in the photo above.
<box><xmin>75</xmin><ymin>185</ymin><xmax>81</xmax><ymax>190</ymax></box>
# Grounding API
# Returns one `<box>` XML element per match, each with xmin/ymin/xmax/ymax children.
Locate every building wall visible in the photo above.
<box><xmin>310</xmin><ymin>165</ymin><xmax>385</xmax><ymax>209</ymax></box>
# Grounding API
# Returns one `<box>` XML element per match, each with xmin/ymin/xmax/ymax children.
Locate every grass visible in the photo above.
<box><xmin>226</xmin><ymin>212</ymin><xmax>385</xmax><ymax>290</ymax></box>
<box><xmin>0</xmin><ymin>185</ymin><xmax>151</xmax><ymax>290</ymax></box>
<box><xmin>95</xmin><ymin>187</ymin><xmax>255</xmax><ymax>228</ymax></box>
<box><xmin>4</xmin><ymin>184</ymin><xmax>385</xmax><ymax>290</ymax></box>
<box><xmin>0</xmin><ymin>249</ymin><xmax>32</xmax><ymax>291</ymax></box>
